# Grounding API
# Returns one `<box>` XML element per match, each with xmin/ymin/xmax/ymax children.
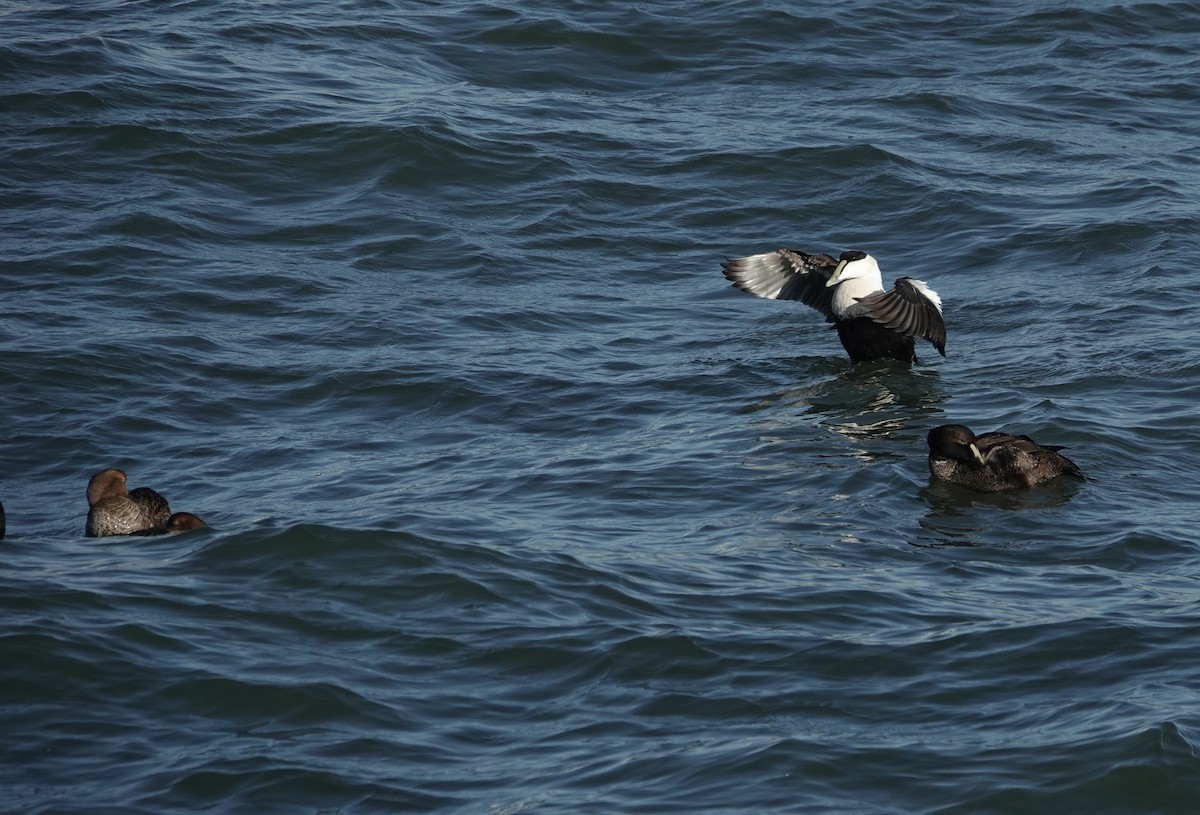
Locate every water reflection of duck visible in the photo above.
<box><xmin>927</xmin><ymin>424</ymin><xmax>1085</xmax><ymax>492</ymax></box>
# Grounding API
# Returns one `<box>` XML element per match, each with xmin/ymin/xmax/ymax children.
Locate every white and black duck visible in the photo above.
<box><xmin>722</xmin><ymin>248</ymin><xmax>946</xmax><ymax>363</ymax></box>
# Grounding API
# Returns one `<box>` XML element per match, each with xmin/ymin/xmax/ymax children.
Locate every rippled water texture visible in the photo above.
<box><xmin>3</xmin><ymin>1</ymin><xmax>1200</xmax><ymax>813</ymax></box>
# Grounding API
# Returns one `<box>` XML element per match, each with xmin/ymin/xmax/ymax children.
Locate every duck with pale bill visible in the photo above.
<box><xmin>926</xmin><ymin>425</ymin><xmax>1085</xmax><ymax>492</ymax></box>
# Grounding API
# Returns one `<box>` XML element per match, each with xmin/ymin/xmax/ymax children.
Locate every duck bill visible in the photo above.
<box><xmin>968</xmin><ymin>443</ymin><xmax>987</xmax><ymax>466</ymax></box>
<box><xmin>825</xmin><ymin>259</ymin><xmax>848</xmax><ymax>288</ymax></box>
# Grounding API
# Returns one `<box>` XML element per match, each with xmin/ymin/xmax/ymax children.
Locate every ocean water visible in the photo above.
<box><xmin>3</xmin><ymin>1</ymin><xmax>1200</xmax><ymax>812</ymax></box>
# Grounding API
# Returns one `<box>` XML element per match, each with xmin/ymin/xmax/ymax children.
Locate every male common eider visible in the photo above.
<box><xmin>722</xmin><ymin>248</ymin><xmax>946</xmax><ymax>363</ymax></box>
<box><xmin>927</xmin><ymin>424</ymin><xmax>1085</xmax><ymax>492</ymax></box>
<box><xmin>85</xmin><ymin>468</ymin><xmax>172</xmax><ymax>537</ymax></box>
<box><xmin>131</xmin><ymin>512</ymin><xmax>208</xmax><ymax>536</ymax></box>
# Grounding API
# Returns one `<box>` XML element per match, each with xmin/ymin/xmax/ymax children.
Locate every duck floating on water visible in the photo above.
<box><xmin>926</xmin><ymin>424</ymin><xmax>1085</xmax><ymax>492</ymax></box>
<box><xmin>722</xmin><ymin>248</ymin><xmax>946</xmax><ymax>363</ymax></box>
<box><xmin>84</xmin><ymin>468</ymin><xmax>172</xmax><ymax>537</ymax></box>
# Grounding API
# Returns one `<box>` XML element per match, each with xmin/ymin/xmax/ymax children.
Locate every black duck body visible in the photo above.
<box><xmin>927</xmin><ymin>425</ymin><xmax>1084</xmax><ymax>492</ymax></box>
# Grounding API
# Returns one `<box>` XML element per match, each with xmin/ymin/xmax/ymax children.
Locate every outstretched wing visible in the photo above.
<box><xmin>721</xmin><ymin>248</ymin><xmax>840</xmax><ymax>319</ymax></box>
<box><xmin>854</xmin><ymin>277</ymin><xmax>946</xmax><ymax>356</ymax></box>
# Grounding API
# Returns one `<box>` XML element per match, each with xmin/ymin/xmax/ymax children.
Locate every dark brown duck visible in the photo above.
<box><xmin>927</xmin><ymin>425</ymin><xmax>1085</xmax><ymax>492</ymax></box>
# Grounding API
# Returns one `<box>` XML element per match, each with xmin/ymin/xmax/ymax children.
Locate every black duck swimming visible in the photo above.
<box><xmin>927</xmin><ymin>424</ymin><xmax>1084</xmax><ymax>492</ymax></box>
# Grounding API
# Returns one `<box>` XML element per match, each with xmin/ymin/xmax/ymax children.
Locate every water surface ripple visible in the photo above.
<box><xmin>3</xmin><ymin>1</ymin><xmax>1200</xmax><ymax>813</ymax></box>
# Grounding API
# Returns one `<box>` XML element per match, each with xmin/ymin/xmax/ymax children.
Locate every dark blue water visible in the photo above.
<box><xmin>4</xmin><ymin>2</ymin><xmax>1200</xmax><ymax>812</ymax></box>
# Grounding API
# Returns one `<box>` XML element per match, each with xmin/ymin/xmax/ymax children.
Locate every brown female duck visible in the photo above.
<box><xmin>84</xmin><ymin>468</ymin><xmax>172</xmax><ymax>537</ymax></box>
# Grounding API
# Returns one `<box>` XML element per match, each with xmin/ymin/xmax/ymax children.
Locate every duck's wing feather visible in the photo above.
<box><xmin>129</xmin><ymin>487</ymin><xmax>172</xmax><ymax>528</ymax></box>
<box><xmin>974</xmin><ymin>432</ymin><xmax>1028</xmax><ymax>452</ymax></box>
<box><xmin>722</xmin><ymin>249</ymin><xmax>840</xmax><ymax>319</ymax></box>
<box><xmin>853</xmin><ymin>277</ymin><xmax>946</xmax><ymax>355</ymax></box>
<box><xmin>977</xmin><ymin>433</ymin><xmax>1070</xmax><ymax>456</ymax></box>
<box><xmin>976</xmin><ymin>434</ymin><xmax>1086</xmax><ymax>482</ymax></box>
